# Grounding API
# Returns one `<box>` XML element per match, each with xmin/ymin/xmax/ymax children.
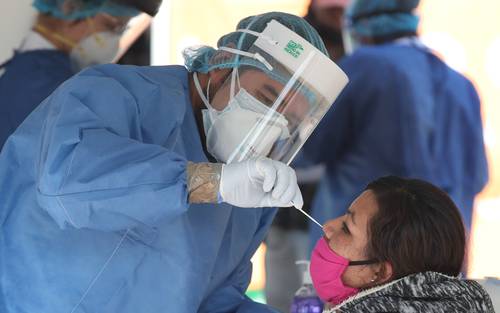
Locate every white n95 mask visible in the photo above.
<box><xmin>70</xmin><ymin>31</ymin><xmax>121</xmax><ymax>71</ymax></box>
<box><xmin>202</xmin><ymin>88</ymin><xmax>290</xmax><ymax>163</ymax></box>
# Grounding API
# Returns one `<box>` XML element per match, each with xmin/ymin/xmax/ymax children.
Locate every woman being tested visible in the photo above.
<box><xmin>0</xmin><ymin>11</ymin><xmax>348</xmax><ymax>313</ymax></box>
<box><xmin>310</xmin><ymin>176</ymin><xmax>494</xmax><ymax>313</ymax></box>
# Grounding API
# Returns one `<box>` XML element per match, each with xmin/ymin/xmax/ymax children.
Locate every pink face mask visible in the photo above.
<box><xmin>310</xmin><ymin>237</ymin><xmax>376</xmax><ymax>305</ymax></box>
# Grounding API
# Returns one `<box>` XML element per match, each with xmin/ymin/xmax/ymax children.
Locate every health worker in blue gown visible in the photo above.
<box><xmin>0</xmin><ymin>11</ymin><xmax>351</xmax><ymax>313</ymax></box>
<box><xmin>0</xmin><ymin>0</ymin><xmax>162</xmax><ymax>149</ymax></box>
<box><xmin>305</xmin><ymin>0</ymin><xmax>489</xmax><ymax>247</ymax></box>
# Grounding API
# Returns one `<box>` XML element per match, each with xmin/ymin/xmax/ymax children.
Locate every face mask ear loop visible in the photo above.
<box><xmin>236</xmin><ymin>67</ymin><xmax>241</xmax><ymax>90</ymax></box>
<box><xmin>193</xmin><ymin>72</ymin><xmax>215</xmax><ymax>110</ymax></box>
<box><xmin>33</xmin><ymin>24</ymin><xmax>77</xmax><ymax>50</ymax></box>
<box><xmin>206</xmin><ymin>77</ymin><xmax>211</xmax><ymax>103</ymax></box>
<box><xmin>348</xmin><ymin>259</ymin><xmax>379</xmax><ymax>266</ymax></box>
<box><xmin>229</xmin><ymin>67</ymin><xmax>239</xmax><ymax>100</ymax></box>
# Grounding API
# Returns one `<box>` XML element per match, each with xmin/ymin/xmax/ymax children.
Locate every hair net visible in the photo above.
<box><xmin>346</xmin><ymin>0</ymin><xmax>420</xmax><ymax>38</ymax></box>
<box><xmin>33</xmin><ymin>0</ymin><xmax>146</xmax><ymax>19</ymax></box>
<box><xmin>183</xmin><ymin>11</ymin><xmax>328</xmax><ymax>74</ymax></box>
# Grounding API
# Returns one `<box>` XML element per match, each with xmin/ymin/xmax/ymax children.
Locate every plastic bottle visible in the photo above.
<box><xmin>290</xmin><ymin>260</ymin><xmax>324</xmax><ymax>313</ymax></box>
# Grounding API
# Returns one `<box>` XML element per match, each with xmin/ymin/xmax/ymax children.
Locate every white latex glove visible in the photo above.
<box><xmin>219</xmin><ymin>158</ymin><xmax>304</xmax><ymax>209</ymax></box>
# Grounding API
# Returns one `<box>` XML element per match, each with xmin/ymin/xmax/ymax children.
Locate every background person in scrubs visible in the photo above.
<box><xmin>0</xmin><ymin>11</ymin><xmax>346</xmax><ymax>313</ymax></box>
<box><xmin>305</xmin><ymin>0</ymin><xmax>489</xmax><ymax>251</ymax></box>
<box><xmin>0</xmin><ymin>0</ymin><xmax>162</xmax><ymax>149</ymax></box>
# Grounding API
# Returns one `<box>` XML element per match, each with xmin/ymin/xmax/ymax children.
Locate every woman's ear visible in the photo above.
<box><xmin>376</xmin><ymin>261</ymin><xmax>393</xmax><ymax>284</ymax></box>
<box><xmin>366</xmin><ymin>261</ymin><xmax>393</xmax><ymax>287</ymax></box>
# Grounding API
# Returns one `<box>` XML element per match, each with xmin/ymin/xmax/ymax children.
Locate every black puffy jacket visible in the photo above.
<box><xmin>325</xmin><ymin>272</ymin><xmax>495</xmax><ymax>313</ymax></box>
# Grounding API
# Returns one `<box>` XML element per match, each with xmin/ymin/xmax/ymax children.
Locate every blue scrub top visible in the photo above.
<box><xmin>304</xmin><ymin>41</ymin><xmax>488</xmax><ymax>243</ymax></box>
<box><xmin>0</xmin><ymin>64</ymin><xmax>278</xmax><ymax>313</ymax></box>
<box><xmin>0</xmin><ymin>50</ymin><xmax>73</xmax><ymax>149</ymax></box>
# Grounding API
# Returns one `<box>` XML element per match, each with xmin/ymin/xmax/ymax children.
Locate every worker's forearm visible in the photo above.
<box><xmin>186</xmin><ymin>162</ymin><xmax>222</xmax><ymax>203</ymax></box>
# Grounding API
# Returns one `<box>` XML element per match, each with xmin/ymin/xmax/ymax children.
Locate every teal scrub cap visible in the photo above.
<box><xmin>346</xmin><ymin>0</ymin><xmax>420</xmax><ymax>38</ymax></box>
<box><xmin>33</xmin><ymin>0</ymin><xmax>162</xmax><ymax>19</ymax></box>
<box><xmin>183</xmin><ymin>11</ymin><xmax>328</xmax><ymax>74</ymax></box>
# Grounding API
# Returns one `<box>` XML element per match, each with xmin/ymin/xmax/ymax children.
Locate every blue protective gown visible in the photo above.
<box><xmin>0</xmin><ymin>64</ymin><xmax>278</xmax><ymax>313</ymax></box>
<box><xmin>0</xmin><ymin>50</ymin><xmax>73</xmax><ymax>149</ymax></box>
<box><xmin>304</xmin><ymin>41</ymin><xmax>488</xmax><ymax>244</ymax></box>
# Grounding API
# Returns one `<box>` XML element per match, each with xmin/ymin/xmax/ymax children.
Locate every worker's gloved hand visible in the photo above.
<box><xmin>220</xmin><ymin>158</ymin><xmax>303</xmax><ymax>209</ymax></box>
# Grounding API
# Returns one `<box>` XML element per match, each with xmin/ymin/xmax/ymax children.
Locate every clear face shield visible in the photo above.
<box><xmin>196</xmin><ymin>20</ymin><xmax>349</xmax><ymax>165</ymax></box>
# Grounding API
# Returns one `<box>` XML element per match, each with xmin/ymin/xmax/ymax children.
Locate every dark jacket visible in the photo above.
<box><xmin>326</xmin><ymin>272</ymin><xmax>495</xmax><ymax>313</ymax></box>
<box><xmin>0</xmin><ymin>50</ymin><xmax>72</xmax><ymax>149</ymax></box>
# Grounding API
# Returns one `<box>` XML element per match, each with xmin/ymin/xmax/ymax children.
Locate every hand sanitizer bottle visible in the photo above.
<box><xmin>290</xmin><ymin>260</ymin><xmax>324</xmax><ymax>313</ymax></box>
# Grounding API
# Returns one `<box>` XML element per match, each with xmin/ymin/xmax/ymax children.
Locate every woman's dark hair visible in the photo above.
<box><xmin>365</xmin><ymin>176</ymin><xmax>465</xmax><ymax>279</ymax></box>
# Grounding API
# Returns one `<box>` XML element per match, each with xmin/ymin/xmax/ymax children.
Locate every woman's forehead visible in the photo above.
<box><xmin>350</xmin><ymin>190</ymin><xmax>379</xmax><ymax>223</ymax></box>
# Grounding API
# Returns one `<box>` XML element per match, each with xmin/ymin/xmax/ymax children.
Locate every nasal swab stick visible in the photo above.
<box><xmin>295</xmin><ymin>207</ymin><xmax>323</xmax><ymax>229</ymax></box>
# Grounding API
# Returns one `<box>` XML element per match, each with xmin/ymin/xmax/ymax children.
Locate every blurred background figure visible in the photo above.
<box><xmin>0</xmin><ymin>0</ymin><xmax>161</xmax><ymax>149</ymax></box>
<box><xmin>304</xmin><ymin>0</ymin><xmax>350</xmax><ymax>61</ymax></box>
<box><xmin>304</xmin><ymin>0</ymin><xmax>489</xmax><ymax>258</ymax></box>
<box><xmin>264</xmin><ymin>1</ymin><xmax>350</xmax><ymax>312</ymax></box>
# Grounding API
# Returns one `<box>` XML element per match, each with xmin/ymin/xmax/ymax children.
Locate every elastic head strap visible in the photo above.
<box><xmin>218</xmin><ymin>46</ymin><xmax>274</xmax><ymax>71</ymax></box>
<box><xmin>235</xmin><ymin>28</ymin><xmax>279</xmax><ymax>45</ymax></box>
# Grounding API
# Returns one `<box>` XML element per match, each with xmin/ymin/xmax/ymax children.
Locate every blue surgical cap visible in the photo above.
<box><xmin>183</xmin><ymin>11</ymin><xmax>328</xmax><ymax>73</ymax></box>
<box><xmin>33</xmin><ymin>0</ymin><xmax>140</xmax><ymax>19</ymax></box>
<box><xmin>346</xmin><ymin>0</ymin><xmax>420</xmax><ymax>38</ymax></box>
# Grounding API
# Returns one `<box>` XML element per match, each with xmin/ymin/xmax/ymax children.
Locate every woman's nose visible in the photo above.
<box><xmin>322</xmin><ymin>222</ymin><xmax>335</xmax><ymax>239</ymax></box>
